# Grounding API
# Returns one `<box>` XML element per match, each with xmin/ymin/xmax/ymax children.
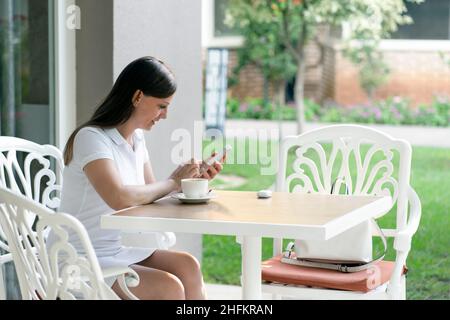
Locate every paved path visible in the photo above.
<box><xmin>224</xmin><ymin>120</ymin><xmax>450</xmax><ymax>148</ymax></box>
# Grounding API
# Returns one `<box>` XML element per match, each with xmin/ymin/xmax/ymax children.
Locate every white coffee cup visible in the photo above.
<box><xmin>181</xmin><ymin>179</ymin><xmax>209</xmax><ymax>199</ymax></box>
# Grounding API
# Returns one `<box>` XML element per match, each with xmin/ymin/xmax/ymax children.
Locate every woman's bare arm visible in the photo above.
<box><xmin>144</xmin><ymin>161</ymin><xmax>157</xmax><ymax>184</ymax></box>
<box><xmin>84</xmin><ymin>159</ymin><xmax>198</xmax><ymax>210</ymax></box>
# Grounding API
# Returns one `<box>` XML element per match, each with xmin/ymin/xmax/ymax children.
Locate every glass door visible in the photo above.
<box><xmin>0</xmin><ymin>0</ymin><xmax>55</xmax><ymax>144</ymax></box>
<box><xmin>0</xmin><ymin>0</ymin><xmax>55</xmax><ymax>299</ymax></box>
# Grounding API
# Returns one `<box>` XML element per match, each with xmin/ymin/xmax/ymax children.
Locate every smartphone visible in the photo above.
<box><xmin>200</xmin><ymin>145</ymin><xmax>232</xmax><ymax>173</ymax></box>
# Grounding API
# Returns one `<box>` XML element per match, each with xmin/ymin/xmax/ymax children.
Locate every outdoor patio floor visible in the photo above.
<box><xmin>205</xmin><ymin>283</ymin><xmax>273</xmax><ymax>300</ymax></box>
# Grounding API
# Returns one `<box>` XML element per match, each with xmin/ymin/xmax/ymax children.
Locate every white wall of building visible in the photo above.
<box><xmin>76</xmin><ymin>0</ymin><xmax>113</xmax><ymax>126</ymax></box>
<box><xmin>113</xmin><ymin>0</ymin><xmax>203</xmax><ymax>180</ymax></box>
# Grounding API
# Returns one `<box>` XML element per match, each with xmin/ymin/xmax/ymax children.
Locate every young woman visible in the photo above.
<box><xmin>49</xmin><ymin>57</ymin><xmax>223</xmax><ymax>300</ymax></box>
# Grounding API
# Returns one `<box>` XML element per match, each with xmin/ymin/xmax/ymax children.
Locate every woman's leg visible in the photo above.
<box><xmin>137</xmin><ymin>250</ymin><xmax>207</xmax><ymax>300</ymax></box>
<box><xmin>112</xmin><ymin>264</ymin><xmax>185</xmax><ymax>300</ymax></box>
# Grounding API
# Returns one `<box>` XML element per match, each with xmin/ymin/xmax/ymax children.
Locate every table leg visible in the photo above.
<box><xmin>241</xmin><ymin>236</ymin><xmax>262</xmax><ymax>300</ymax></box>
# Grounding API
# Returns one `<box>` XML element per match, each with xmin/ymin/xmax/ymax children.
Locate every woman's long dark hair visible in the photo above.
<box><xmin>64</xmin><ymin>56</ymin><xmax>177</xmax><ymax>165</ymax></box>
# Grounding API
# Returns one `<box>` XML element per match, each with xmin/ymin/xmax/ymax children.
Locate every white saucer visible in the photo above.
<box><xmin>171</xmin><ymin>192</ymin><xmax>217</xmax><ymax>204</ymax></box>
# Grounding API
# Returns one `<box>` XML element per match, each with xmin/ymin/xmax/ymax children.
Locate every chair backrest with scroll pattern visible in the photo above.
<box><xmin>0</xmin><ymin>187</ymin><xmax>118</xmax><ymax>300</ymax></box>
<box><xmin>277</xmin><ymin>125</ymin><xmax>412</xmax><ymax>233</ymax></box>
<box><xmin>0</xmin><ymin>137</ymin><xmax>64</xmax><ymax>253</ymax></box>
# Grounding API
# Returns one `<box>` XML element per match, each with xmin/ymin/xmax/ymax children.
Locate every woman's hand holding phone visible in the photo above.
<box><xmin>198</xmin><ymin>145</ymin><xmax>231</xmax><ymax>180</ymax></box>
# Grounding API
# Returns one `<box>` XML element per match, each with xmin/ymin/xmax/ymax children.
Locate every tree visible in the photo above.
<box><xmin>228</xmin><ymin>2</ymin><xmax>297</xmax><ymax>107</ymax></box>
<box><xmin>228</xmin><ymin>0</ymin><xmax>423</xmax><ymax>134</ymax></box>
<box><xmin>227</xmin><ymin>2</ymin><xmax>298</xmax><ymax>140</ymax></box>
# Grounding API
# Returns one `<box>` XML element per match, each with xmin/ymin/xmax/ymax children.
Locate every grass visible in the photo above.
<box><xmin>201</xmin><ymin>139</ymin><xmax>450</xmax><ymax>300</ymax></box>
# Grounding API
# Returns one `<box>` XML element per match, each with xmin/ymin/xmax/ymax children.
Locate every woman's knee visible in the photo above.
<box><xmin>177</xmin><ymin>252</ymin><xmax>202</xmax><ymax>278</ymax></box>
<box><xmin>159</xmin><ymin>273</ymin><xmax>185</xmax><ymax>300</ymax></box>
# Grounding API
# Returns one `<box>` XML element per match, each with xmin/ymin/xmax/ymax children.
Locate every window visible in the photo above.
<box><xmin>0</xmin><ymin>0</ymin><xmax>55</xmax><ymax>144</ymax></box>
<box><xmin>214</xmin><ymin>0</ymin><xmax>239</xmax><ymax>37</ymax></box>
<box><xmin>0</xmin><ymin>0</ymin><xmax>56</xmax><ymax>300</ymax></box>
<box><xmin>392</xmin><ymin>0</ymin><xmax>450</xmax><ymax>40</ymax></box>
<box><xmin>202</xmin><ymin>0</ymin><xmax>243</xmax><ymax>48</ymax></box>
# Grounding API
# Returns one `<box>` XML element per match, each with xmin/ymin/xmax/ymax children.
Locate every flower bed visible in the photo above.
<box><xmin>226</xmin><ymin>96</ymin><xmax>450</xmax><ymax>127</ymax></box>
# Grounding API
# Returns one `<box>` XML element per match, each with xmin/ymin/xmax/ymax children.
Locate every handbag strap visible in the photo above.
<box><xmin>281</xmin><ymin>218</ymin><xmax>387</xmax><ymax>273</ymax></box>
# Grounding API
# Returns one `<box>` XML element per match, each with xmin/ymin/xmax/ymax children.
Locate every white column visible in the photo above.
<box><xmin>113</xmin><ymin>0</ymin><xmax>203</xmax><ymax>261</ymax></box>
<box><xmin>55</xmin><ymin>0</ymin><xmax>76</xmax><ymax>150</ymax></box>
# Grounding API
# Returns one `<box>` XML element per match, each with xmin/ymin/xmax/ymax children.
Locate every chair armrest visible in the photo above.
<box><xmin>160</xmin><ymin>232</ymin><xmax>176</xmax><ymax>249</ymax></box>
<box><xmin>1</xmin><ymin>245</ymin><xmax>37</xmax><ymax>264</ymax></box>
<box><xmin>394</xmin><ymin>187</ymin><xmax>422</xmax><ymax>252</ymax></box>
<box><xmin>0</xmin><ymin>252</ymin><xmax>12</xmax><ymax>265</ymax></box>
<box><xmin>387</xmin><ymin>187</ymin><xmax>421</xmax><ymax>297</ymax></box>
<box><xmin>0</xmin><ymin>239</ymin><xmax>9</xmax><ymax>252</ymax></box>
<box><xmin>102</xmin><ymin>267</ymin><xmax>140</xmax><ymax>300</ymax></box>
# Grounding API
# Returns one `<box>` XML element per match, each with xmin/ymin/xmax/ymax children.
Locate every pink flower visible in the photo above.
<box><xmin>373</xmin><ymin>108</ymin><xmax>382</xmax><ymax>120</ymax></box>
<box><xmin>253</xmin><ymin>105</ymin><xmax>262</xmax><ymax>113</ymax></box>
<box><xmin>393</xmin><ymin>96</ymin><xmax>402</xmax><ymax>104</ymax></box>
<box><xmin>392</xmin><ymin>109</ymin><xmax>402</xmax><ymax>120</ymax></box>
<box><xmin>239</xmin><ymin>103</ymin><xmax>249</xmax><ymax>112</ymax></box>
<box><xmin>436</xmin><ymin>95</ymin><xmax>449</xmax><ymax>104</ymax></box>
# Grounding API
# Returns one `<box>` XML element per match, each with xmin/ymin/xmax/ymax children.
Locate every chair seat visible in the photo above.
<box><xmin>261</xmin><ymin>255</ymin><xmax>407</xmax><ymax>293</ymax></box>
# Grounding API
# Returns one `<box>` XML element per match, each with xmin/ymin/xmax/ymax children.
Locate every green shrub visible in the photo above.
<box><xmin>321</xmin><ymin>107</ymin><xmax>343</xmax><ymax>123</ymax></box>
<box><xmin>304</xmin><ymin>99</ymin><xmax>321</xmax><ymax>121</ymax></box>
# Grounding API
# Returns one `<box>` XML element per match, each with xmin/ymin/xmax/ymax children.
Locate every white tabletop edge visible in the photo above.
<box><xmin>101</xmin><ymin>215</ymin><xmax>327</xmax><ymax>240</ymax></box>
<box><xmin>322</xmin><ymin>195</ymin><xmax>393</xmax><ymax>240</ymax></box>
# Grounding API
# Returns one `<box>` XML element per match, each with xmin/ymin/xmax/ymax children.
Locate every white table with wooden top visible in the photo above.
<box><xmin>101</xmin><ymin>190</ymin><xmax>392</xmax><ymax>300</ymax></box>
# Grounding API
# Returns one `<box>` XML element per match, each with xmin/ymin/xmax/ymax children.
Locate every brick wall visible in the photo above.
<box><xmin>329</xmin><ymin>46</ymin><xmax>450</xmax><ymax>106</ymax></box>
<box><xmin>303</xmin><ymin>41</ymin><xmax>324</xmax><ymax>101</ymax></box>
<box><xmin>317</xmin><ymin>44</ymin><xmax>336</xmax><ymax>104</ymax></box>
<box><xmin>225</xmin><ymin>40</ymin><xmax>324</xmax><ymax>103</ymax></box>
<box><xmin>227</xmin><ymin>51</ymin><xmax>276</xmax><ymax>100</ymax></box>
<box><xmin>203</xmin><ymin>42</ymin><xmax>450</xmax><ymax>107</ymax></box>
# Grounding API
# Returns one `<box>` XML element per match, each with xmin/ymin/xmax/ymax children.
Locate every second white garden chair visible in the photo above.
<box><xmin>261</xmin><ymin>124</ymin><xmax>421</xmax><ymax>300</ymax></box>
<box><xmin>0</xmin><ymin>187</ymin><xmax>141</xmax><ymax>300</ymax></box>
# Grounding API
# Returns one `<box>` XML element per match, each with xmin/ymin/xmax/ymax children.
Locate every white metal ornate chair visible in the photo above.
<box><xmin>261</xmin><ymin>125</ymin><xmax>421</xmax><ymax>300</ymax></box>
<box><xmin>0</xmin><ymin>136</ymin><xmax>174</xmax><ymax>299</ymax></box>
<box><xmin>0</xmin><ymin>137</ymin><xmax>64</xmax><ymax>299</ymax></box>
<box><xmin>0</xmin><ymin>137</ymin><xmax>64</xmax><ymax>209</ymax></box>
<box><xmin>0</xmin><ymin>187</ymin><xmax>141</xmax><ymax>300</ymax></box>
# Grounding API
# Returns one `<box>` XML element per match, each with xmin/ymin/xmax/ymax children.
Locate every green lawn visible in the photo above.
<box><xmin>202</xmin><ymin>139</ymin><xmax>450</xmax><ymax>300</ymax></box>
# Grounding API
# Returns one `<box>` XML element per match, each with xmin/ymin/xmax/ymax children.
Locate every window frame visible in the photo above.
<box><xmin>202</xmin><ymin>0</ymin><xmax>243</xmax><ymax>48</ymax></box>
<box><xmin>341</xmin><ymin>21</ymin><xmax>450</xmax><ymax>52</ymax></box>
<box><xmin>53</xmin><ymin>0</ymin><xmax>77</xmax><ymax>151</ymax></box>
<box><xmin>380</xmin><ymin>0</ymin><xmax>450</xmax><ymax>47</ymax></box>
